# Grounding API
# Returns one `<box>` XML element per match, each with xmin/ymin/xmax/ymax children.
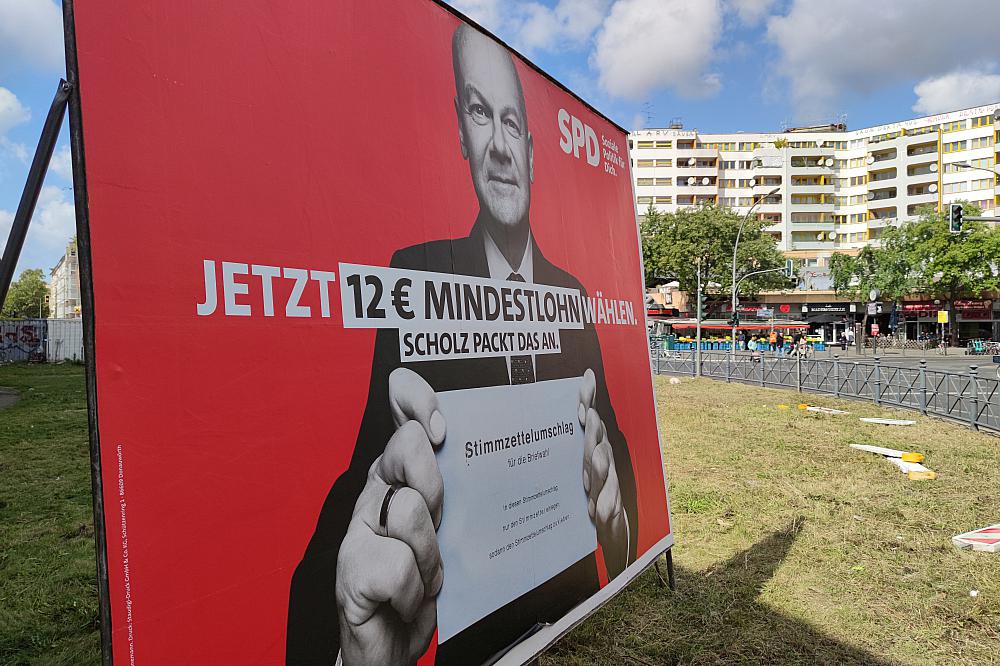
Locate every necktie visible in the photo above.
<box><xmin>506</xmin><ymin>272</ymin><xmax>535</xmax><ymax>384</ymax></box>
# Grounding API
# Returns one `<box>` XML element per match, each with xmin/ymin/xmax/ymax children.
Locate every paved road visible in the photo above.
<box><xmin>726</xmin><ymin>348</ymin><xmax>999</xmax><ymax>375</ymax></box>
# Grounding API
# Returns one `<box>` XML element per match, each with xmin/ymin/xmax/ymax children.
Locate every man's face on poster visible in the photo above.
<box><xmin>454</xmin><ymin>29</ymin><xmax>534</xmax><ymax>229</ymax></box>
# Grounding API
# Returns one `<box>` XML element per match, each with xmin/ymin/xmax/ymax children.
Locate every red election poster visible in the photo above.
<box><xmin>65</xmin><ymin>1</ymin><xmax>672</xmax><ymax>663</ymax></box>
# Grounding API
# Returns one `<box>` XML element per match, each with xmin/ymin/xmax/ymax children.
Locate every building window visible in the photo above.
<box><xmin>655</xmin><ymin>159</ymin><xmax>672</xmax><ymax>167</ymax></box>
<box><xmin>636</xmin><ymin>141</ymin><xmax>655</xmax><ymax>149</ymax></box>
<box><xmin>970</xmin><ymin>136</ymin><xmax>995</xmax><ymax>149</ymax></box>
<box><xmin>942</xmin><ymin>120</ymin><xmax>967</xmax><ymax>133</ymax></box>
<box><xmin>637</xmin><ymin>196</ymin><xmax>653</xmax><ymax>205</ymax></box>
<box><xmin>636</xmin><ymin>159</ymin><xmax>655</xmax><ymax>167</ymax></box>
<box><xmin>654</xmin><ymin>177</ymin><xmax>672</xmax><ymax>185</ymax></box>
<box><xmin>654</xmin><ymin>140</ymin><xmax>672</xmax><ymax>148</ymax></box>
<box><xmin>943</xmin><ymin>140</ymin><xmax>967</xmax><ymax>153</ymax></box>
<box><xmin>971</xmin><ymin>178</ymin><xmax>994</xmax><ymax>190</ymax></box>
<box><xmin>655</xmin><ymin>196</ymin><xmax>672</xmax><ymax>204</ymax></box>
<box><xmin>971</xmin><ymin>115</ymin><xmax>994</xmax><ymax>128</ymax></box>
<box><xmin>942</xmin><ymin>181</ymin><xmax>969</xmax><ymax>194</ymax></box>
<box><xmin>637</xmin><ymin>178</ymin><xmax>654</xmax><ymax>186</ymax></box>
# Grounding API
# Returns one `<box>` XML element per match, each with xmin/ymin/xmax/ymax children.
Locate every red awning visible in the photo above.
<box><xmin>668</xmin><ymin>322</ymin><xmax>810</xmax><ymax>330</ymax></box>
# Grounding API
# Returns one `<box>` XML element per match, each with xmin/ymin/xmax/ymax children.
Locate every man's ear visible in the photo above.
<box><xmin>455</xmin><ymin>96</ymin><xmax>468</xmax><ymax>160</ymax></box>
<box><xmin>527</xmin><ymin>131</ymin><xmax>534</xmax><ymax>183</ymax></box>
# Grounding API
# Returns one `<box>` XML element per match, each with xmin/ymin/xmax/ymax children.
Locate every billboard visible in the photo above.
<box><xmin>65</xmin><ymin>1</ymin><xmax>672</xmax><ymax>663</ymax></box>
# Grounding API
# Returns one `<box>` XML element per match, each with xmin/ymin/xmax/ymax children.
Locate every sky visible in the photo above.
<box><xmin>2</xmin><ymin>0</ymin><xmax>1000</xmax><ymax>280</ymax></box>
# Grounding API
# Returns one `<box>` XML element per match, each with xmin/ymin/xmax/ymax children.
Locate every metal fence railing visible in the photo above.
<box><xmin>651</xmin><ymin>349</ymin><xmax>999</xmax><ymax>432</ymax></box>
<box><xmin>0</xmin><ymin>318</ymin><xmax>84</xmax><ymax>363</ymax></box>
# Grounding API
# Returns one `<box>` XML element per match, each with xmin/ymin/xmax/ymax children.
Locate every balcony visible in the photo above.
<box><xmin>790</xmin><ymin>183</ymin><xmax>835</xmax><ymax>194</ymax></box>
<box><xmin>906</xmin><ymin>142</ymin><xmax>937</xmax><ymax>158</ymax></box>
<box><xmin>906</xmin><ymin>162</ymin><xmax>937</xmax><ymax>177</ymax></box>
<box><xmin>676</xmin><ymin>148</ymin><xmax>720</xmax><ymax>159</ymax></box>
<box><xmin>675</xmin><ymin>165</ymin><xmax>718</xmax><ymax>177</ymax></box>
<box><xmin>788</xmin><ymin>221</ymin><xmax>836</xmax><ymax>231</ymax></box>
<box><xmin>867</xmin><ymin>188</ymin><xmax>897</xmax><ymax>204</ymax></box>
<box><xmin>870</xmin><ymin>149</ymin><xmax>898</xmax><ymax>164</ymax></box>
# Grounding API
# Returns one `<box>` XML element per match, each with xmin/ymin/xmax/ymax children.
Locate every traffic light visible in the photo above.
<box><xmin>783</xmin><ymin>259</ymin><xmax>795</xmax><ymax>278</ymax></box>
<box><xmin>948</xmin><ymin>203</ymin><xmax>963</xmax><ymax>234</ymax></box>
<box><xmin>697</xmin><ymin>291</ymin><xmax>708</xmax><ymax>319</ymax></box>
<box><xmin>729</xmin><ymin>311</ymin><xmax>740</xmax><ymax>327</ymax></box>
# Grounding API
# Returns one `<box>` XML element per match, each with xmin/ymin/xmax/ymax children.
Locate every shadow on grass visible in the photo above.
<box><xmin>546</xmin><ymin>518</ymin><xmax>896</xmax><ymax>665</ymax></box>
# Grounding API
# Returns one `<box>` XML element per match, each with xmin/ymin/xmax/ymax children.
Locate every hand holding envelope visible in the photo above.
<box><xmin>334</xmin><ymin>367</ymin><xmax>625</xmax><ymax>664</ymax></box>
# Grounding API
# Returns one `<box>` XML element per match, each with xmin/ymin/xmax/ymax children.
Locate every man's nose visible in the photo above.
<box><xmin>489</xmin><ymin>116</ymin><xmax>510</xmax><ymax>161</ymax></box>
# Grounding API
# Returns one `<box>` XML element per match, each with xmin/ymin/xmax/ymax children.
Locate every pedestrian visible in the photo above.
<box><xmin>769</xmin><ymin>329</ymin><xmax>778</xmax><ymax>352</ymax></box>
<box><xmin>840</xmin><ymin>331</ymin><xmax>848</xmax><ymax>351</ymax></box>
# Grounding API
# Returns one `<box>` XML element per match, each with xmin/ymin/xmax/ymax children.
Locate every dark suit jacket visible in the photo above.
<box><xmin>286</xmin><ymin>221</ymin><xmax>638</xmax><ymax>665</ymax></box>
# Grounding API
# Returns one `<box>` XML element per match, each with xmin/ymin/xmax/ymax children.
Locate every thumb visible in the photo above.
<box><xmin>389</xmin><ymin>368</ymin><xmax>446</xmax><ymax>447</ymax></box>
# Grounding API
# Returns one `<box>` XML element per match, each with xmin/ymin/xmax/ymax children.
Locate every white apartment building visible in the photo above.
<box><xmin>49</xmin><ymin>239</ymin><xmax>81</xmax><ymax>318</ymax></box>
<box><xmin>630</xmin><ymin>103</ymin><xmax>1000</xmax><ymax>266</ymax></box>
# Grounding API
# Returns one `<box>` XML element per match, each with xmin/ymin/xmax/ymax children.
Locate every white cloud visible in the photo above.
<box><xmin>49</xmin><ymin>144</ymin><xmax>73</xmax><ymax>181</ymax></box>
<box><xmin>726</xmin><ymin>0</ymin><xmax>777</xmax><ymax>26</ymax></box>
<box><xmin>516</xmin><ymin>0</ymin><xmax>611</xmax><ymax>53</ymax></box>
<box><xmin>0</xmin><ymin>86</ymin><xmax>30</xmax><ymax>135</ymax></box>
<box><xmin>593</xmin><ymin>0</ymin><xmax>723</xmax><ymax>100</ymax></box>
<box><xmin>448</xmin><ymin>0</ymin><xmax>609</xmax><ymax>53</ymax></box>
<box><xmin>32</xmin><ymin>185</ymin><xmax>76</xmax><ymax>252</ymax></box>
<box><xmin>447</xmin><ymin>0</ymin><xmax>505</xmax><ymax>33</ymax></box>
<box><xmin>766</xmin><ymin>0</ymin><xmax>1000</xmax><ymax>121</ymax></box>
<box><xmin>1</xmin><ymin>137</ymin><xmax>29</xmax><ymax>163</ymax></box>
<box><xmin>0</xmin><ymin>209</ymin><xmax>12</xmax><ymax>251</ymax></box>
<box><xmin>0</xmin><ymin>189</ymin><xmax>74</xmax><ymax>273</ymax></box>
<box><xmin>913</xmin><ymin>67</ymin><xmax>1000</xmax><ymax>115</ymax></box>
<box><xmin>0</xmin><ymin>0</ymin><xmax>64</xmax><ymax>75</ymax></box>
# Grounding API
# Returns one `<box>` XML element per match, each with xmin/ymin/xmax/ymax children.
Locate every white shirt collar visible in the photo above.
<box><xmin>483</xmin><ymin>230</ymin><xmax>533</xmax><ymax>283</ymax></box>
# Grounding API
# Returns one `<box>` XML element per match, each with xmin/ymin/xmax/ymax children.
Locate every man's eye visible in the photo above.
<box><xmin>503</xmin><ymin>118</ymin><xmax>521</xmax><ymax>137</ymax></box>
<box><xmin>469</xmin><ymin>104</ymin><xmax>490</xmax><ymax>123</ymax></box>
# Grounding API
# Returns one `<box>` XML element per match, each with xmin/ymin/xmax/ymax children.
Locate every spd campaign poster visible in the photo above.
<box><xmin>65</xmin><ymin>0</ymin><xmax>672</xmax><ymax>663</ymax></box>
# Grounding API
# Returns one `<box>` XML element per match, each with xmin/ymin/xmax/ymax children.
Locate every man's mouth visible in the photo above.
<box><xmin>487</xmin><ymin>172</ymin><xmax>518</xmax><ymax>186</ymax></box>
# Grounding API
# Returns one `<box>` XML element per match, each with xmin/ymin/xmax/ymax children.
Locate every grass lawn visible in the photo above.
<box><xmin>0</xmin><ymin>364</ymin><xmax>100</xmax><ymax>665</ymax></box>
<box><xmin>2</xmin><ymin>366</ymin><xmax>998</xmax><ymax>664</ymax></box>
<box><xmin>545</xmin><ymin>376</ymin><xmax>1000</xmax><ymax>666</ymax></box>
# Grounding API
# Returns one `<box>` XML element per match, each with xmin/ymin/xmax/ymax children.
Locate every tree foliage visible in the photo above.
<box><xmin>640</xmin><ymin>203</ymin><xmax>791</xmax><ymax>298</ymax></box>
<box><xmin>2</xmin><ymin>268</ymin><xmax>50</xmax><ymax>319</ymax></box>
<box><xmin>829</xmin><ymin>202</ymin><xmax>1000</xmax><ymax>341</ymax></box>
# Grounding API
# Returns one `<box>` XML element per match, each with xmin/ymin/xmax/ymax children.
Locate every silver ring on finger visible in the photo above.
<box><xmin>379</xmin><ymin>483</ymin><xmax>404</xmax><ymax>539</ymax></box>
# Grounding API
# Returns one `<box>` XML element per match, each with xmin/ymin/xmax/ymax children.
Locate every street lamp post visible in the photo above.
<box><xmin>731</xmin><ymin>186</ymin><xmax>781</xmax><ymax>357</ymax></box>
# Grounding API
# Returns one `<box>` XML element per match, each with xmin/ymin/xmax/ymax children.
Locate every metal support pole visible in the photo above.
<box><xmin>873</xmin><ymin>356</ymin><xmax>881</xmax><ymax>405</ymax></box>
<box><xmin>695</xmin><ymin>259</ymin><xmax>703</xmax><ymax>377</ymax></box>
<box><xmin>919</xmin><ymin>359</ymin><xmax>927</xmax><ymax>415</ymax></box>
<box><xmin>759</xmin><ymin>353</ymin><xmax>765</xmax><ymax>387</ymax></box>
<box><xmin>0</xmin><ymin>80</ymin><xmax>72</xmax><ymax>307</ymax></box>
<box><xmin>796</xmin><ymin>350</ymin><xmax>802</xmax><ymax>392</ymax></box>
<box><xmin>726</xmin><ymin>352</ymin><xmax>731</xmax><ymax>383</ymax></box>
<box><xmin>833</xmin><ymin>354</ymin><xmax>840</xmax><ymax>397</ymax></box>
<box><xmin>665</xmin><ymin>549</ymin><xmax>676</xmax><ymax>590</ymax></box>
<box><xmin>969</xmin><ymin>365</ymin><xmax>979</xmax><ymax>431</ymax></box>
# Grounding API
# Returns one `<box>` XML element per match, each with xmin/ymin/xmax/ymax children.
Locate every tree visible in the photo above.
<box><xmin>640</xmin><ymin>202</ymin><xmax>791</xmax><ymax>309</ymax></box>
<box><xmin>829</xmin><ymin>203</ymin><xmax>1000</xmax><ymax>344</ymax></box>
<box><xmin>2</xmin><ymin>269</ymin><xmax>49</xmax><ymax>319</ymax></box>
<box><xmin>894</xmin><ymin>203</ymin><xmax>1000</xmax><ymax>343</ymax></box>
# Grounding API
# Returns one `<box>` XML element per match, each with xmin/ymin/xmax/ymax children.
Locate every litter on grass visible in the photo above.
<box><xmin>860</xmin><ymin>417</ymin><xmax>915</xmax><ymax>426</ymax></box>
<box><xmin>952</xmin><ymin>525</ymin><xmax>1000</xmax><ymax>553</ymax></box>
<box><xmin>806</xmin><ymin>406</ymin><xmax>849</xmax><ymax>415</ymax></box>
<box><xmin>849</xmin><ymin>444</ymin><xmax>925</xmax><ymax>462</ymax></box>
<box><xmin>850</xmin><ymin>444</ymin><xmax>936</xmax><ymax>480</ymax></box>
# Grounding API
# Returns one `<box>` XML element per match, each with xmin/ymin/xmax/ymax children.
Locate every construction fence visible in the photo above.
<box><xmin>0</xmin><ymin>318</ymin><xmax>84</xmax><ymax>363</ymax></box>
<box><xmin>651</xmin><ymin>349</ymin><xmax>1000</xmax><ymax>433</ymax></box>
